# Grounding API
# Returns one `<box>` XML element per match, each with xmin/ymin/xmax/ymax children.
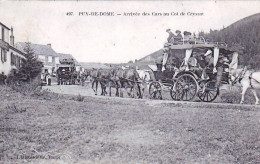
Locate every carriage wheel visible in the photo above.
<box><xmin>198</xmin><ymin>81</ymin><xmax>219</xmax><ymax>102</ymax></box>
<box><xmin>175</xmin><ymin>74</ymin><xmax>198</xmax><ymax>101</ymax></box>
<box><xmin>170</xmin><ymin>84</ymin><xmax>183</xmax><ymax>101</ymax></box>
<box><xmin>149</xmin><ymin>81</ymin><xmax>162</xmax><ymax>99</ymax></box>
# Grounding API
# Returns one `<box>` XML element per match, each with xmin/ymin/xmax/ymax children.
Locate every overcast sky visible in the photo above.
<box><xmin>0</xmin><ymin>1</ymin><xmax>259</xmax><ymax>63</ymax></box>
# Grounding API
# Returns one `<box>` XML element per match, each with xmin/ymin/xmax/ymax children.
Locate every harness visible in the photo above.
<box><xmin>233</xmin><ymin>70</ymin><xmax>259</xmax><ymax>89</ymax></box>
<box><xmin>231</xmin><ymin>68</ymin><xmax>247</xmax><ymax>85</ymax></box>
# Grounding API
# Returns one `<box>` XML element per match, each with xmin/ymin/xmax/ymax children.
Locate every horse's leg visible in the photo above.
<box><xmin>95</xmin><ymin>80</ymin><xmax>98</xmax><ymax>95</ymax></box>
<box><xmin>138</xmin><ymin>83</ymin><xmax>144</xmax><ymax>99</ymax></box>
<box><xmin>101</xmin><ymin>81</ymin><xmax>106</xmax><ymax>96</ymax></box>
<box><xmin>118</xmin><ymin>81</ymin><xmax>123</xmax><ymax>97</ymax></box>
<box><xmin>240</xmin><ymin>83</ymin><xmax>249</xmax><ymax>104</ymax></box>
<box><xmin>126</xmin><ymin>82</ymin><xmax>132</xmax><ymax>97</ymax></box>
<box><xmin>100</xmin><ymin>81</ymin><xmax>104</xmax><ymax>96</ymax></box>
<box><xmin>251</xmin><ymin>89</ymin><xmax>259</xmax><ymax>105</ymax></box>
<box><xmin>116</xmin><ymin>82</ymin><xmax>120</xmax><ymax>97</ymax></box>
<box><xmin>119</xmin><ymin>81</ymin><xmax>123</xmax><ymax>97</ymax></box>
<box><xmin>103</xmin><ymin>81</ymin><xmax>107</xmax><ymax>96</ymax></box>
<box><xmin>115</xmin><ymin>81</ymin><xmax>119</xmax><ymax>97</ymax></box>
<box><xmin>92</xmin><ymin>79</ymin><xmax>96</xmax><ymax>93</ymax></box>
<box><xmin>109</xmin><ymin>81</ymin><xmax>112</xmax><ymax>96</ymax></box>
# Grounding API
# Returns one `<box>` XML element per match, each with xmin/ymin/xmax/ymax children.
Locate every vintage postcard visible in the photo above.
<box><xmin>0</xmin><ymin>1</ymin><xmax>260</xmax><ymax>163</ymax></box>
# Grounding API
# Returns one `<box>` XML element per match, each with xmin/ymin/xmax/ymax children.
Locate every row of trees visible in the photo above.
<box><xmin>199</xmin><ymin>18</ymin><xmax>260</xmax><ymax>69</ymax></box>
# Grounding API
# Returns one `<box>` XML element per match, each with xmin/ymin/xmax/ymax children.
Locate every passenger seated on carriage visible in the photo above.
<box><xmin>166</xmin><ymin>29</ymin><xmax>183</xmax><ymax>45</ymax></box>
<box><xmin>187</xmin><ymin>53</ymin><xmax>206</xmax><ymax>79</ymax></box>
<box><xmin>166</xmin><ymin>29</ymin><xmax>176</xmax><ymax>44</ymax></box>
<box><xmin>174</xmin><ymin>30</ymin><xmax>183</xmax><ymax>44</ymax></box>
<box><xmin>183</xmin><ymin>31</ymin><xmax>196</xmax><ymax>44</ymax></box>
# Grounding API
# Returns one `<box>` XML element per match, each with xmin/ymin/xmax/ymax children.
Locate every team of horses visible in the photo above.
<box><xmin>81</xmin><ymin>67</ymin><xmax>152</xmax><ymax>99</ymax></box>
<box><xmin>80</xmin><ymin>65</ymin><xmax>260</xmax><ymax>105</ymax></box>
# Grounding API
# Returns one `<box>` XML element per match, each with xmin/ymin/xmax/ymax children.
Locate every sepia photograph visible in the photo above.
<box><xmin>0</xmin><ymin>0</ymin><xmax>260</xmax><ymax>163</ymax></box>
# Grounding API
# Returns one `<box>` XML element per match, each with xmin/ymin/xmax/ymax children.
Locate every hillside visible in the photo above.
<box><xmin>202</xmin><ymin>13</ymin><xmax>260</xmax><ymax>68</ymax></box>
<box><xmin>79</xmin><ymin>62</ymin><xmax>110</xmax><ymax>69</ymax></box>
<box><xmin>136</xmin><ymin>13</ymin><xmax>260</xmax><ymax>69</ymax></box>
<box><xmin>138</xmin><ymin>49</ymin><xmax>163</xmax><ymax>63</ymax></box>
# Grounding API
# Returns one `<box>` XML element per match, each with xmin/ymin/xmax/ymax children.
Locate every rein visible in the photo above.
<box><xmin>231</xmin><ymin>68</ymin><xmax>247</xmax><ymax>85</ymax></box>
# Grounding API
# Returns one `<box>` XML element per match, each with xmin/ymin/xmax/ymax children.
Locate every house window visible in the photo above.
<box><xmin>1</xmin><ymin>27</ymin><xmax>4</xmax><ymax>41</ymax></box>
<box><xmin>16</xmin><ymin>57</ymin><xmax>20</xmax><ymax>68</ymax></box>
<box><xmin>48</xmin><ymin>56</ymin><xmax>52</xmax><ymax>63</ymax></box>
<box><xmin>11</xmin><ymin>53</ymin><xmax>15</xmax><ymax>65</ymax></box>
<box><xmin>1</xmin><ymin>49</ymin><xmax>7</xmax><ymax>63</ymax></box>
<box><xmin>38</xmin><ymin>55</ymin><xmax>45</xmax><ymax>62</ymax></box>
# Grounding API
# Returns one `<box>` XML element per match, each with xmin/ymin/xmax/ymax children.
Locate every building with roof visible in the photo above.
<box><xmin>0</xmin><ymin>22</ymin><xmax>25</xmax><ymax>76</ymax></box>
<box><xmin>16</xmin><ymin>42</ymin><xmax>60</xmax><ymax>75</ymax></box>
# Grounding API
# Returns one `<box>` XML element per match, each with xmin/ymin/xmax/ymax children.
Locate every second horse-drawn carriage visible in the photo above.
<box><xmin>148</xmin><ymin>38</ymin><xmax>239</xmax><ymax>102</ymax></box>
<box><xmin>57</xmin><ymin>58</ymin><xmax>79</xmax><ymax>85</ymax></box>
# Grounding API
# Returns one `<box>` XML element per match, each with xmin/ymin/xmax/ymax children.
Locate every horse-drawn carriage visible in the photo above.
<box><xmin>57</xmin><ymin>58</ymin><xmax>78</xmax><ymax>85</ymax></box>
<box><xmin>148</xmin><ymin>39</ymin><xmax>239</xmax><ymax>102</ymax></box>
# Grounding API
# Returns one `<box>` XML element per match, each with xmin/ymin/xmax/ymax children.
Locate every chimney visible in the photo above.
<box><xmin>10</xmin><ymin>27</ymin><xmax>14</xmax><ymax>47</ymax></box>
<box><xmin>47</xmin><ymin>43</ymin><xmax>51</xmax><ymax>48</ymax></box>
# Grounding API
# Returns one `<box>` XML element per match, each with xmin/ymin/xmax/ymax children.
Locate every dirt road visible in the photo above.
<box><xmin>1</xmin><ymin>85</ymin><xmax>260</xmax><ymax>163</ymax></box>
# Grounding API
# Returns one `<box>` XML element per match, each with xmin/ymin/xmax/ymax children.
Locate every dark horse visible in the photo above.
<box><xmin>84</xmin><ymin>68</ymin><xmax>115</xmax><ymax>96</ymax></box>
<box><xmin>84</xmin><ymin>69</ymin><xmax>100</xmax><ymax>95</ymax></box>
<box><xmin>86</xmin><ymin>68</ymin><xmax>144</xmax><ymax>98</ymax></box>
<box><xmin>110</xmin><ymin>67</ymin><xmax>144</xmax><ymax>98</ymax></box>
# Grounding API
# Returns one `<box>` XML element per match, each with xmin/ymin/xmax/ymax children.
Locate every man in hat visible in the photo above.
<box><xmin>166</xmin><ymin>29</ymin><xmax>175</xmax><ymax>43</ymax></box>
<box><xmin>174</xmin><ymin>30</ymin><xmax>183</xmax><ymax>44</ymax></box>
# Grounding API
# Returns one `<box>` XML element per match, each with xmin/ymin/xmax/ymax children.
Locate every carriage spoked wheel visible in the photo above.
<box><xmin>175</xmin><ymin>74</ymin><xmax>198</xmax><ymax>101</ymax></box>
<box><xmin>170</xmin><ymin>84</ymin><xmax>183</xmax><ymax>101</ymax></box>
<box><xmin>198</xmin><ymin>81</ymin><xmax>219</xmax><ymax>102</ymax></box>
<box><xmin>149</xmin><ymin>81</ymin><xmax>162</xmax><ymax>100</ymax></box>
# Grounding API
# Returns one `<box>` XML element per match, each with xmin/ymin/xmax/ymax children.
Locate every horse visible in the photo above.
<box><xmin>136</xmin><ymin>69</ymin><xmax>152</xmax><ymax>82</ymax></box>
<box><xmin>85</xmin><ymin>69</ymin><xmax>100</xmax><ymax>95</ymax></box>
<box><xmin>229</xmin><ymin>67</ymin><xmax>260</xmax><ymax>105</ymax></box>
<box><xmin>97</xmin><ymin>68</ymin><xmax>117</xmax><ymax>96</ymax></box>
<box><xmin>136</xmin><ymin>69</ymin><xmax>155</xmax><ymax>90</ymax></box>
<box><xmin>112</xmin><ymin>68</ymin><xmax>144</xmax><ymax>98</ymax></box>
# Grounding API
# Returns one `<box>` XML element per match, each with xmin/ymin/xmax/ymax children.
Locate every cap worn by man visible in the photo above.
<box><xmin>175</xmin><ymin>30</ymin><xmax>181</xmax><ymax>34</ymax></box>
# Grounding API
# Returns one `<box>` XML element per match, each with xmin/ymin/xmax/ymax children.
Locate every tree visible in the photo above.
<box><xmin>17</xmin><ymin>42</ymin><xmax>43</xmax><ymax>83</ymax></box>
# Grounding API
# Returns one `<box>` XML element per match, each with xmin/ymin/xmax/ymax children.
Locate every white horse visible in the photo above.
<box><xmin>136</xmin><ymin>70</ymin><xmax>151</xmax><ymax>82</ymax></box>
<box><xmin>230</xmin><ymin>67</ymin><xmax>260</xmax><ymax>105</ymax></box>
